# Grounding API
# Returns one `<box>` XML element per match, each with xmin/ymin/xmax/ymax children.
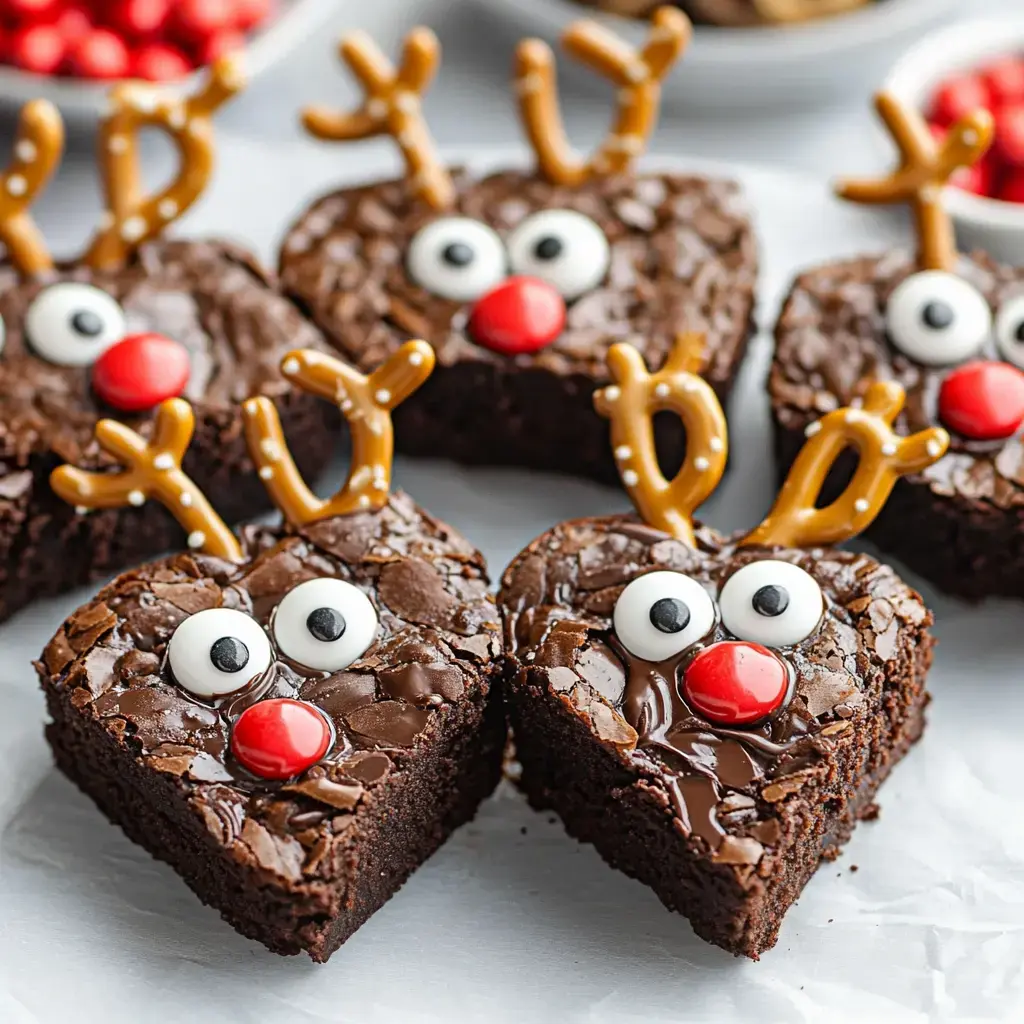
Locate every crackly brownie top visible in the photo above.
<box><xmin>279</xmin><ymin>169</ymin><xmax>756</xmax><ymax>383</ymax></box>
<box><xmin>0</xmin><ymin>238</ymin><xmax>324</xmax><ymax>465</ymax></box>
<box><xmin>38</xmin><ymin>493</ymin><xmax>500</xmax><ymax>885</ymax></box>
<box><xmin>772</xmin><ymin>249</ymin><xmax>1024</xmax><ymax>511</ymax></box>
<box><xmin>500</xmin><ymin>514</ymin><xmax>930</xmax><ymax>869</ymax></box>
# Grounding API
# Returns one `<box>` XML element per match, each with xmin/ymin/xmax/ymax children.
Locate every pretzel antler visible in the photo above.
<box><xmin>740</xmin><ymin>382</ymin><xmax>949</xmax><ymax>549</ymax></box>
<box><xmin>50</xmin><ymin>400</ymin><xmax>243</xmax><ymax>561</ymax></box>
<box><xmin>0</xmin><ymin>99</ymin><xmax>63</xmax><ymax>276</ymax></box>
<box><xmin>302</xmin><ymin>28</ymin><xmax>454</xmax><ymax>210</ymax></box>
<box><xmin>82</xmin><ymin>54</ymin><xmax>245</xmax><ymax>270</ymax></box>
<box><xmin>243</xmin><ymin>342</ymin><xmax>436</xmax><ymax>528</ymax></box>
<box><xmin>836</xmin><ymin>91</ymin><xmax>994</xmax><ymax>272</ymax></box>
<box><xmin>515</xmin><ymin>6</ymin><xmax>689</xmax><ymax>187</ymax></box>
<box><xmin>594</xmin><ymin>334</ymin><xmax>727</xmax><ymax>547</ymax></box>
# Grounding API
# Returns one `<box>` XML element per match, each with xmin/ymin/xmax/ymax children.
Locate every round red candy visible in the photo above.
<box><xmin>91</xmin><ymin>333</ymin><xmax>190</xmax><ymax>412</ymax></box>
<box><xmin>930</xmin><ymin>74</ymin><xmax>991</xmax><ymax>128</ymax></box>
<box><xmin>10</xmin><ymin>25</ymin><xmax>65</xmax><ymax>77</ymax></box>
<box><xmin>938</xmin><ymin>361</ymin><xmax>1024</xmax><ymax>441</ymax></box>
<box><xmin>111</xmin><ymin>0</ymin><xmax>172</xmax><ymax>40</ymax></box>
<box><xmin>468</xmin><ymin>276</ymin><xmax>566</xmax><ymax>356</ymax></box>
<box><xmin>231</xmin><ymin>699</ymin><xmax>333</xmax><ymax>780</ymax></box>
<box><xmin>682</xmin><ymin>641</ymin><xmax>791</xmax><ymax>727</ymax></box>
<box><xmin>133</xmin><ymin>42</ymin><xmax>190</xmax><ymax>81</ymax></box>
<box><xmin>67</xmin><ymin>29</ymin><xmax>131</xmax><ymax>80</ymax></box>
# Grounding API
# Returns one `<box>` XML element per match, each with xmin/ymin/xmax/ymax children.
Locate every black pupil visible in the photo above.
<box><xmin>752</xmin><ymin>584</ymin><xmax>790</xmax><ymax>618</ymax></box>
<box><xmin>306</xmin><ymin>607</ymin><xmax>346</xmax><ymax>643</ymax></box>
<box><xmin>533</xmin><ymin>236</ymin><xmax>563</xmax><ymax>261</ymax></box>
<box><xmin>209</xmin><ymin>636</ymin><xmax>249</xmax><ymax>674</ymax></box>
<box><xmin>70</xmin><ymin>309</ymin><xmax>104</xmax><ymax>337</ymax></box>
<box><xmin>649</xmin><ymin>597</ymin><xmax>690</xmax><ymax>634</ymax></box>
<box><xmin>1015</xmin><ymin>320</ymin><xmax>1024</xmax><ymax>343</ymax></box>
<box><xmin>921</xmin><ymin>301</ymin><xmax>954</xmax><ymax>330</ymax></box>
<box><xmin>442</xmin><ymin>242</ymin><xmax>474</xmax><ymax>267</ymax></box>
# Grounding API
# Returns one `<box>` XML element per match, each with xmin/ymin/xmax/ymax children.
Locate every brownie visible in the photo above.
<box><xmin>36</xmin><ymin>492</ymin><xmax>504</xmax><ymax>961</ymax></box>
<box><xmin>0</xmin><ymin>238</ymin><xmax>335</xmax><ymax>623</ymax></box>
<box><xmin>499</xmin><ymin>515</ymin><xmax>932</xmax><ymax>958</ymax></box>
<box><xmin>771</xmin><ymin>249</ymin><xmax>1024</xmax><ymax>601</ymax></box>
<box><xmin>569</xmin><ymin>0</ymin><xmax>877</xmax><ymax>26</ymax></box>
<box><xmin>279</xmin><ymin>168</ymin><xmax>757</xmax><ymax>484</ymax></box>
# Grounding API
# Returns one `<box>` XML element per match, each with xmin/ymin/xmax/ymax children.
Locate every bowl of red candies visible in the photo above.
<box><xmin>886</xmin><ymin>17</ymin><xmax>1024</xmax><ymax>264</ymax></box>
<box><xmin>0</xmin><ymin>0</ymin><xmax>338</xmax><ymax>116</ymax></box>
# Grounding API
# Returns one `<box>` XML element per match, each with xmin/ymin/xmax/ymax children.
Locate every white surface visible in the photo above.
<box><xmin>0</xmin><ymin>0</ymin><xmax>339</xmax><ymax>121</ymax></box>
<box><xmin>476</xmin><ymin>0</ymin><xmax>962</xmax><ymax>111</ymax></box>
<box><xmin>0</xmin><ymin>144</ymin><xmax>1022</xmax><ymax>1023</ymax></box>
<box><xmin>884</xmin><ymin>16</ymin><xmax>1024</xmax><ymax>266</ymax></box>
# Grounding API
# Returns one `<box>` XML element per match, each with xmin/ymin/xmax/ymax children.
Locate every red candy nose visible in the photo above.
<box><xmin>682</xmin><ymin>641</ymin><xmax>791</xmax><ymax>727</ymax></box>
<box><xmin>91</xmin><ymin>333</ymin><xmax>190</xmax><ymax>412</ymax></box>
<box><xmin>231</xmin><ymin>698</ymin><xmax>333</xmax><ymax>780</ymax></box>
<box><xmin>468</xmin><ymin>276</ymin><xmax>566</xmax><ymax>356</ymax></box>
<box><xmin>938</xmin><ymin>360</ymin><xmax>1024</xmax><ymax>441</ymax></box>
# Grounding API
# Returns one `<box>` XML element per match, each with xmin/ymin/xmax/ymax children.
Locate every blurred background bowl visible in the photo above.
<box><xmin>0</xmin><ymin>0</ymin><xmax>340</xmax><ymax>122</ymax></box>
<box><xmin>476</xmin><ymin>0</ymin><xmax>964</xmax><ymax>111</ymax></box>
<box><xmin>884</xmin><ymin>16</ymin><xmax>1024</xmax><ymax>265</ymax></box>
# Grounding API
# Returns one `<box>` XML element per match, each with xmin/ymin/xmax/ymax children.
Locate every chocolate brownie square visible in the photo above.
<box><xmin>37</xmin><ymin>497</ymin><xmax>504</xmax><ymax>960</ymax></box>
<box><xmin>279</xmin><ymin>12</ymin><xmax>757</xmax><ymax>484</ymax></box>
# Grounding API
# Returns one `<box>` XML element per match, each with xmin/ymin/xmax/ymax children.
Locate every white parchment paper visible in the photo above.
<box><xmin>0</xmin><ymin>141</ymin><xmax>1021</xmax><ymax>1023</ymax></box>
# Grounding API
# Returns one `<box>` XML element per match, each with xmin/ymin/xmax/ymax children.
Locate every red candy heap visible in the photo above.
<box><xmin>1</xmin><ymin>0</ymin><xmax>272</xmax><ymax>80</ymax></box>
<box><xmin>928</xmin><ymin>54</ymin><xmax>1024</xmax><ymax>204</ymax></box>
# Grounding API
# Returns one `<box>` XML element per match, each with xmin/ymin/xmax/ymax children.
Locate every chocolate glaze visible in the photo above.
<box><xmin>772</xmin><ymin>249</ymin><xmax>1024</xmax><ymax>599</ymax></box>
<box><xmin>37</xmin><ymin>492</ymin><xmax>501</xmax><ymax>879</ymax></box>
<box><xmin>279</xmin><ymin>168</ymin><xmax>757</xmax><ymax>483</ymax></box>
<box><xmin>0</xmin><ymin>238</ymin><xmax>335</xmax><ymax>621</ymax></box>
<box><xmin>500</xmin><ymin>514</ymin><xmax>931</xmax><ymax>863</ymax></box>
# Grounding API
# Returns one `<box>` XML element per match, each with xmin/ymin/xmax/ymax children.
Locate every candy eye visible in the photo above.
<box><xmin>406</xmin><ymin>217</ymin><xmax>507</xmax><ymax>302</ymax></box>
<box><xmin>995</xmin><ymin>295</ymin><xmax>1024</xmax><ymax>369</ymax></box>
<box><xmin>885</xmin><ymin>270</ymin><xmax>990</xmax><ymax>366</ymax></box>
<box><xmin>272</xmin><ymin>578</ymin><xmax>378</xmax><ymax>672</ymax></box>
<box><xmin>612</xmin><ymin>571</ymin><xmax>716</xmax><ymax>663</ymax></box>
<box><xmin>719</xmin><ymin>560</ymin><xmax>823</xmax><ymax>648</ymax></box>
<box><xmin>25</xmin><ymin>283</ymin><xmax>127</xmax><ymax>367</ymax></box>
<box><xmin>168</xmin><ymin>607</ymin><xmax>273</xmax><ymax>699</ymax></box>
<box><xmin>506</xmin><ymin>209</ymin><xmax>610</xmax><ymax>300</ymax></box>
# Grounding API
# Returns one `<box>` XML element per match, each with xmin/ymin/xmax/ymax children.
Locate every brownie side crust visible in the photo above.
<box><xmin>36</xmin><ymin>494</ymin><xmax>504</xmax><ymax>960</ymax></box>
<box><xmin>0</xmin><ymin>238</ymin><xmax>336</xmax><ymax>622</ymax></box>
<box><xmin>279</xmin><ymin>169</ymin><xmax>757</xmax><ymax>484</ymax></box>
<box><xmin>771</xmin><ymin>250</ymin><xmax>1024</xmax><ymax>601</ymax></box>
<box><xmin>499</xmin><ymin>515</ymin><xmax>933</xmax><ymax>958</ymax></box>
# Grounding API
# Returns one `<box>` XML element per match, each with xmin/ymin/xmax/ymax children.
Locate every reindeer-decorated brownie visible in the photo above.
<box><xmin>279</xmin><ymin>8</ymin><xmax>757</xmax><ymax>483</ymax></box>
<box><xmin>771</xmin><ymin>93</ymin><xmax>1024</xmax><ymax>601</ymax></box>
<box><xmin>35</xmin><ymin>342</ymin><xmax>504</xmax><ymax>961</ymax></box>
<box><xmin>499</xmin><ymin>332</ymin><xmax>948</xmax><ymax>958</ymax></box>
<box><xmin>0</xmin><ymin>58</ymin><xmax>333</xmax><ymax>623</ymax></box>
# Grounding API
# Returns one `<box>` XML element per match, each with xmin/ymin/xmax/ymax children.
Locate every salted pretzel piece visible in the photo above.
<box><xmin>837</xmin><ymin>91</ymin><xmax>994</xmax><ymax>272</ymax></box>
<box><xmin>515</xmin><ymin>6</ymin><xmax>690</xmax><ymax>187</ymax></box>
<box><xmin>243</xmin><ymin>342</ymin><xmax>436</xmax><ymax>527</ymax></box>
<box><xmin>594</xmin><ymin>333</ymin><xmax>727</xmax><ymax>546</ymax></box>
<box><xmin>83</xmin><ymin>54</ymin><xmax>246</xmax><ymax>270</ymax></box>
<box><xmin>302</xmin><ymin>28</ymin><xmax>454</xmax><ymax>210</ymax></box>
<box><xmin>753</xmin><ymin>0</ymin><xmax>870</xmax><ymax>24</ymax></box>
<box><xmin>50</xmin><ymin>399</ymin><xmax>243</xmax><ymax>561</ymax></box>
<box><xmin>740</xmin><ymin>381</ymin><xmax>950</xmax><ymax>549</ymax></box>
<box><xmin>0</xmin><ymin>99</ymin><xmax>64</xmax><ymax>276</ymax></box>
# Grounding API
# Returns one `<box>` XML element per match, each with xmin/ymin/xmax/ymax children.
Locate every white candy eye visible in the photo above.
<box><xmin>272</xmin><ymin>578</ymin><xmax>378</xmax><ymax>672</ymax></box>
<box><xmin>168</xmin><ymin>607</ymin><xmax>273</xmax><ymax>699</ymax></box>
<box><xmin>613</xmin><ymin>571</ymin><xmax>716</xmax><ymax>663</ymax></box>
<box><xmin>995</xmin><ymin>295</ymin><xmax>1024</xmax><ymax>370</ymax></box>
<box><xmin>25</xmin><ymin>283</ymin><xmax>127</xmax><ymax>367</ymax></box>
<box><xmin>719</xmin><ymin>560</ymin><xmax>823</xmax><ymax>648</ymax></box>
<box><xmin>406</xmin><ymin>217</ymin><xmax>507</xmax><ymax>302</ymax></box>
<box><xmin>506</xmin><ymin>209</ymin><xmax>610</xmax><ymax>300</ymax></box>
<box><xmin>885</xmin><ymin>271</ymin><xmax>990</xmax><ymax>366</ymax></box>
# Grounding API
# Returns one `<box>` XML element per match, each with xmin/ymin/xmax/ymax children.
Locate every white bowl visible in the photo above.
<box><xmin>0</xmin><ymin>0</ymin><xmax>339</xmax><ymax>122</ymax></box>
<box><xmin>885</xmin><ymin>17</ymin><xmax>1024</xmax><ymax>265</ymax></box>
<box><xmin>476</xmin><ymin>0</ymin><xmax>963</xmax><ymax>111</ymax></box>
